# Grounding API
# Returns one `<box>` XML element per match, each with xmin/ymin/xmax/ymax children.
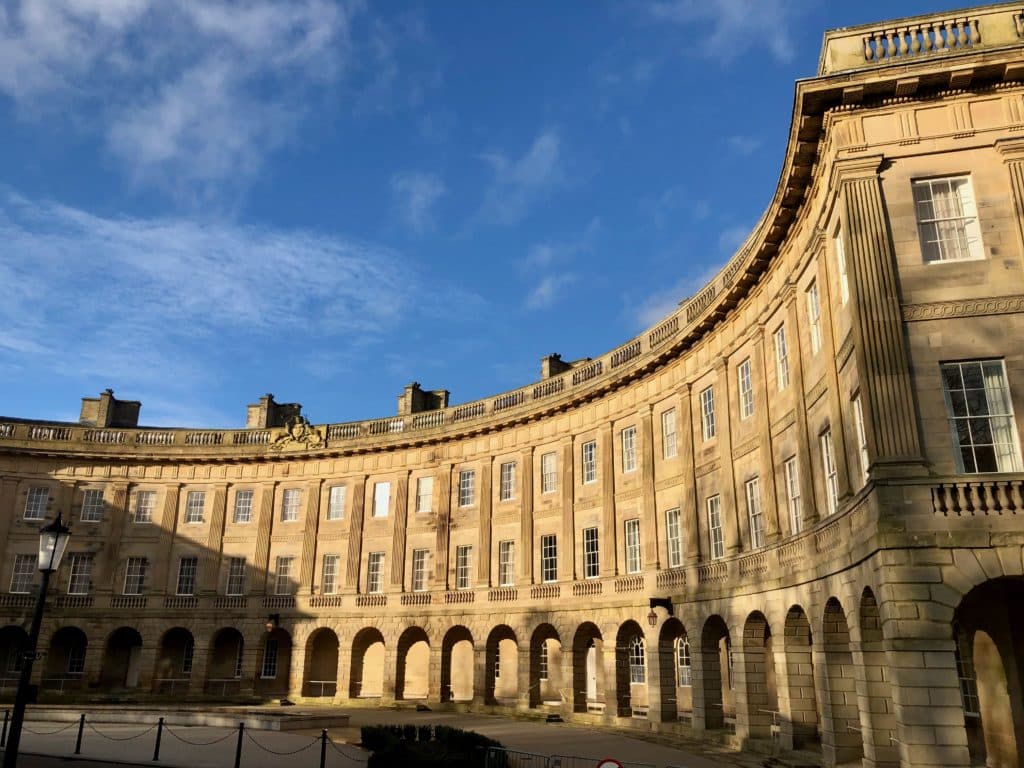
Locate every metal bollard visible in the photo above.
<box><xmin>152</xmin><ymin>717</ymin><xmax>164</xmax><ymax>762</ymax></box>
<box><xmin>233</xmin><ymin>722</ymin><xmax>244</xmax><ymax>768</ymax></box>
<box><xmin>75</xmin><ymin>713</ymin><xmax>86</xmax><ymax>755</ymax></box>
<box><xmin>319</xmin><ymin>729</ymin><xmax>327</xmax><ymax>768</ymax></box>
<box><xmin>1</xmin><ymin>709</ymin><xmax>8</xmax><ymax>748</ymax></box>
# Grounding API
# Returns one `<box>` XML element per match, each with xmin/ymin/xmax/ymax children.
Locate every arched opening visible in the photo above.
<box><xmin>440</xmin><ymin>625</ymin><xmax>474</xmax><ymax>703</ymax></box>
<box><xmin>657</xmin><ymin>617</ymin><xmax>690</xmax><ymax>722</ymax></box>
<box><xmin>396</xmin><ymin>626</ymin><xmax>430</xmax><ymax>701</ymax></box>
<box><xmin>572</xmin><ymin>622</ymin><xmax>604</xmax><ymax>714</ymax></box>
<box><xmin>206</xmin><ymin>627</ymin><xmax>244</xmax><ymax>696</ymax></box>
<box><xmin>700</xmin><ymin>615</ymin><xmax>732</xmax><ymax>730</ymax></box>
<box><xmin>783</xmin><ymin>605</ymin><xmax>819</xmax><ymax>750</ymax></box>
<box><xmin>822</xmin><ymin>598</ymin><xmax>864</xmax><ymax>765</ymax></box>
<box><xmin>303</xmin><ymin>628</ymin><xmax>339</xmax><ymax>697</ymax></box>
<box><xmin>350</xmin><ymin>627</ymin><xmax>385</xmax><ymax>699</ymax></box>
<box><xmin>100</xmin><ymin>627</ymin><xmax>144</xmax><ymax>690</ymax></box>
<box><xmin>615</xmin><ymin>620</ymin><xmax>647</xmax><ymax>717</ymax></box>
<box><xmin>485</xmin><ymin>625</ymin><xmax>517</xmax><ymax>705</ymax></box>
<box><xmin>0</xmin><ymin>626</ymin><xmax>28</xmax><ymax>694</ymax></box>
<box><xmin>953</xmin><ymin>576</ymin><xmax>1024</xmax><ymax>768</ymax></box>
<box><xmin>255</xmin><ymin>627</ymin><xmax>292</xmax><ymax>698</ymax></box>
<box><xmin>154</xmin><ymin>627</ymin><xmax>195</xmax><ymax>695</ymax></box>
<box><xmin>742</xmin><ymin>611</ymin><xmax>779</xmax><ymax>743</ymax></box>
<box><xmin>529</xmin><ymin>624</ymin><xmax>562</xmax><ymax>708</ymax></box>
<box><xmin>44</xmin><ymin>626</ymin><xmax>88</xmax><ymax>694</ymax></box>
<box><xmin>858</xmin><ymin>588</ymin><xmax>898</xmax><ymax>766</ymax></box>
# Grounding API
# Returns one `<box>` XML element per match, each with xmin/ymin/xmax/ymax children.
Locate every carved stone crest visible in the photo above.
<box><xmin>269</xmin><ymin>416</ymin><xmax>325</xmax><ymax>451</ymax></box>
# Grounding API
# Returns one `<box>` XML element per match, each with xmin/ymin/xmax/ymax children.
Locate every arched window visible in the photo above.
<box><xmin>675</xmin><ymin>636</ymin><xmax>691</xmax><ymax>686</ymax></box>
<box><xmin>629</xmin><ymin>637</ymin><xmax>645</xmax><ymax>684</ymax></box>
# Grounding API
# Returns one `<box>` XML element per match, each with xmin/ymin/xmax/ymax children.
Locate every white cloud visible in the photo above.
<box><xmin>525</xmin><ymin>274</ymin><xmax>576</xmax><ymax>310</ymax></box>
<box><xmin>0</xmin><ymin>0</ymin><xmax>360</xmax><ymax>198</ymax></box>
<box><xmin>391</xmin><ymin>172</ymin><xmax>445</xmax><ymax>234</ymax></box>
<box><xmin>0</xmin><ymin>190</ymin><xmax>480</xmax><ymax>421</ymax></box>
<box><xmin>520</xmin><ymin>218</ymin><xmax>599</xmax><ymax>311</ymax></box>
<box><xmin>646</xmin><ymin>0</ymin><xmax>802</xmax><ymax>63</ymax></box>
<box><xmin>727</xmin><ymin>135</ymin><xmax>762</xmax><ymax>155</ymax></box>
<box><xmin>481</xmin><ymin>129</ymin><xmax>563</xmax><ymax>224</ymax></box>
<box><xmin>633</xmin><ymin>264</ymin><xmax>720</xmax><ymax>328</ymax></box>
<box><xmin>718</xmin><ymin>223</ymin><xmax>751</xmax><ymax>253</ymax></box>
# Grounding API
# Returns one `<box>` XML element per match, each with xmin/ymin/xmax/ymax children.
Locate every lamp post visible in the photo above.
<box><xmin>2</xmin><ymin>513</ymin><xmax>71</xmax><ymax>768</ymax></box>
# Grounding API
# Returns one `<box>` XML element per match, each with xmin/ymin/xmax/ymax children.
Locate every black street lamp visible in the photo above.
<box><xmin>2</xmin><ymin>513</ymin><xmax>71</xmax><ymax>768</ymax></box>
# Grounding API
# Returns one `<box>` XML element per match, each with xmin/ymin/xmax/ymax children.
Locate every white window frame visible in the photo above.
<box><xmin>226</xmin><ymin>558</ymin><xmax>246</xmax><ymax>596</ymax></box>
<box><xmin>745</xmin><ymin>477</ymin><xmax>765</xmax><ymax>549</ymax></box>
<box><xmin>624</xmin><ymin>519</ymin><xmax>641</xmax><ymax>574</ymax></box>
<box><xmin>281</xmin><ymin>488</ymin><xmax>301</xmax><ymax>522</ymax></box>
<box><xmin>176</xmin><ymin>557</ymin><xmax>197</xmax><ymax>596</ymax></box>
<box><xmin>582</xmin><ymin>441</ymin><xmax>598</xmax><ymax>484</ymax></box>
<box><xmin>912</xmin><ymin>175</ymin><xmax>985</xmax><ymax>263</ymax></box>
<box><xmin>499</xmin><ymin>462</ymin><xmax>516</xmax><ymax>501</ymax></box>
<box><xmin>822</xmin><ymin>429</ymin><xmax>839</xmax><ymax>515</ymax></box>
<box><xmin>941</xmin><ymin>359</ymin><xmax>1023</xmax><ymax>474</ymax></box>
<box><xmin>182</xmin><ymin>639</ymin><xmax>194</xmax><ymax>675</ymax></box>
<box><xmin>784</xmin><ymin>457</ymin><xmax>802</xmax><ymax>535</ymax></box>
<box><xmin>412</xmin><ymin>549</ymin><xmax>429</xmax><ymax>592</ymax></box>
<box><xmin>24</xmin><ymin>487</ymin><xmax>48</xmax><ymax>521</ymax></box>
<box><xmin>676</xmin><ymin>636</ymin><xmax>692</xmax><ymax>687</ymax></box>
<box><xmin>498</xmin><ymin>540</ymin><xmax>515</xmax><ymax>587</ymax></box>
<box><xmin>700</xmin><ymin>386</ymin><xmax>716</xmax><ymax>441</ymax></box>
<box><xmin>807</xmin><ymin>281</ymin><xmax>822</xmax><ymax>354</ymax></box>
<box><xmin>852</xmin><ymin>394</ymin><xmax>870</xmax><ymax>486</ymax></box>
<box><xmin>707</xmin><ymin>495</ymin><xmax>725</xmax><ymax>560</ymax></box>
<box><xmin>67</xmin><ymin>554</ymin><xmax>92</xmax><ymax>595</ymax></box>
<box><xmin>260</xmin><ymin>638</ymin><xmax>278</xmax><ymax>679</ymax></box>
<box><xmin>621</xmin><ymin>426</ymin><xmax>637</xmax><ymax>473</ymax></box>
<box><xmin>774</xmin><ymin>326</ymin><xmax>790</xmax><ymax>390</ymax></box>
<box><xmin>367</xmin><ymin>552</ymin><xmax>385</xmax><ymax>594</ymax></box>
<box><xmin>541</xmin><ymin>534</ymin><xmax>558</xmax><ymax>583</ymax></box>
<box><xmin>373</xmin><ymin>481</ymin><xmax>391</xmax><ymax>518</ymax></box>
<box><xmin>458</xmin><ymin>469</ymin><xmax>476</xmax><ymax>507</ymax></box>
<box><xmin>321</xmin><ymin>554</ymin><xmax>339</xmax><ymax>595</ymax></box>
<box><xmin>233</xmin><ymin>489</ymin><xmax>253</xmax><ymax>524</ymax></box>
<box><xmin>274</xmin><ymin>556</ymin><xmax>294</xmax><ymax>596</ymax></box>
<box><xmin>455</xmin><ymin>545</ymin><xmax>472</xmax><ymax>590</ymax></box>
<box><xmin>67</xmin><ymin>644</ymin><xmax>86</xmax><ymax>675</ymax></box>
<box><xmin>134</xmin><ymin>490</ymin><xmax>156</xmax><ymax>524</ymax></box>
<box><xmin>415</xmin><ymin>476</ymin><xmax>433</xmax><ymax>513</ymax></box>
<box><xmin>629</xmin><ymin>637</ymin><xmax>646</xmax><ymax>684</ymax></box>
<box><xmin>835</xmin><ymin>226</ymin><xmax>849</xmax><ymax>304</ymax></box>
<box><xmin>738</xmin><ymin>359</ymin><xmax>754</xmax><ymax>420</ymax></box>
<box><xmin>123</xmin><ymin>557</ymin><xmax>147</xmax><ymax>596</ymax></box>
<box><xmin>80</xmin><ymin>489</ymin><xmax>104</xmax><ymax>522</ymax></box>
<box><xmin>661</xmin><ymin>409</ymin><xmax>677</xmax><ymax>459</ymax></box>
<box><xmin>540</xmin><ymin>452</ymin><xmax>557</xmax><ymax>494</ymax></box>
<box><xmin>665</xmin><ymin>507</ymin><xmax>683</xmax><ymax>569</ymax></box>
<box><xmin>583</xmin><ymin>527</ymin><xmax>600</xmax><ymax>579</ymax></box>
<box><xmin>539</xmin><ymin>641</ymin><xmax>549</xmax><ymax>681</ymax></box>
<box><xmin>185</xmin><ymin>491</ymin><xmax>205</xmax><ymax>524</ymax></box>
<box><xmin>327</xmin><ymin>485</ymin><xmax>346</xmax><ymax>520</ymax></box>
<box><xmin>10</xmin><ymin>554</ymin><xmax>35</xmax><ymax>594</ymax></box>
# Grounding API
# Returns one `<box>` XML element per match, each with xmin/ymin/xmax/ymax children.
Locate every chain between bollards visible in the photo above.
<box><xmin>74</xmin><ymin>714</ymin><xmax>85</xmax><ymax>755</ymax></box>
<box><xmin>1</xmin><ymin>709</ymin><xmax>8</xmax><ymax>748</ymax></box>
<box><xmin>319</xmin><ymin>729</ymin><xmax>327</xmax><ymax>768</ymax></box>
<box><xmin>233</xmin><ymin>722</ymin><xmax>244</xmax><ymax>768</ymax></box>
<box><xmin>151</xmin><ymin>717</ymin><xmax>163</xmax><ymax>762</ymax></box>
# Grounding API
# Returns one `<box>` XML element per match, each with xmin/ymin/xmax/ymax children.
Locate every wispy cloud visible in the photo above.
<box><xmin>645</xmin><ymin>0</ymin><xmax>804</xmax><ymax>63</ymax></box>
<box><xmin>480</xmin><ymin>129</ymin><xmax>563</xmax><ymax>225</ymax></box>
<box><xmin>727</xmin><ymin>135</ymin><xmax>762</xmax><ymax>155</ymax></box>
<box><xmin>0</xmin><ymin>190</ymin><xmax>480</xmax><ymax>424</ymax></box>
<box><xmin>519</xmin><ymin>218</ymin><xmax>600</xmax><ymax>311</ymax></box>
<box><xmin>633</xmin><ymin>264</ymin><xmax>720</xmax><ymax>329</ymax></box>
<box><xmin>0</xmin><ymin>1</ymin><xmax>366</xmax><ymax>199</ymax></box>
<box><xmin>391</xmin><ymin>172</ymin><xmax>445</xmax><ymax>234</ymax></box>
<box><xmin>525</xmin><ymin>274</ymin><xmax>576</xmax><ymax>310</ymax></box>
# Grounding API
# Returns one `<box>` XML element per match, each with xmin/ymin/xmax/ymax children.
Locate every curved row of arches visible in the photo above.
<box><xmin>1</xmin><ymin>576</ymin><xmax>1021</xmax><ymax>766</ymax></box>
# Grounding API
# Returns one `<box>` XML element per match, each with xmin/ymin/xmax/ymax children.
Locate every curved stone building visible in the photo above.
<box><xmin>4</xmin><ymin>4</ymin><xmax>1024</xmax><ymax>767</ymax></box>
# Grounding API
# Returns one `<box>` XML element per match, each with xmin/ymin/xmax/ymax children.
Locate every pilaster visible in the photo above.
<box><xmin>714</xmin><ymin>357</ymin><xmax>740</xmax><ymax>555</ymax></box>
<box><xmin>997</xmin><ymin>137</ymin><xmax>1024</xmax><ymax>259</ymax></box>
<box><xmin>344</xmin><ymin>477</ymin><xmax>366</xmax><ymax>593</ymax></box>
<box><xmin>753</xmin><ymin>331</ymin><xmax>781</xmax><ymax>541</ymax></box>
<box><xmin>598</xmin><ymin>423</ymin><xmax>616</xmax><ymax>576</ymax></box>
<box><xmin>477</xmin><ymin>457</ymin><xmax>492</xmax><ymax>587</ymax></box>
<box><xmin>520</xmin><ymin>448</ymin><xmax>535</xmax><ymax>585</ymax></box>
<box><xmin>390</xmin><ymin>471</ymin><xmax>410</xmax><ymax>588</ymax></box>
<box><xmin>786</xmin><ymin>293</ymin><xmax>818</xmax><ymax>530</ymax></box>
<box><xmin>638</xmin><ymin>404</ymin><xmax>659</xmax><ymax>569</ymax></box>
<box><xmin>202</xmin><ymin>484</ymin><xmax>227</xmax><ymax>594</ymax></box>
<box><xmin>151</xmin><ymin>485</ymin><xmax>180</xmax><ymax>596</ymax></box>
<box><xmin>677</xmin><ymin>384</ymin><xmax>701</xmax><ymax>563</ymax></box>
<box><xmin>299</xmin><ymin>479</ymin><xmax>322</xmax><ymax>592</ymax></box>
<box><xmin>435</xmin><ymin>465</ymin><xmax>452</xmax><ymax>589</ymax></box>
<box><xmin>559</xmin><ymin>438</ymin><xmax>575</xmax><ymax>580</ymax></box>
<box><xmin>253</xmin><ymin>483</ymin><xmax>276</xmax><ymax>593</ymax></box>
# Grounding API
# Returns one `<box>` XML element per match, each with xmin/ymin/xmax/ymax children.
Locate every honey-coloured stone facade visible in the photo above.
<box><xmin>4</xmin><ymin>5</ymin><xmax>1024</xmax><ymax>768</ymax></box>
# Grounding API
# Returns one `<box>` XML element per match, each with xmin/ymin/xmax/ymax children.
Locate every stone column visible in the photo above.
<box><xmin>516</xmin><ymin>647</ymin><xmax>531</xmax><ymax>710</ymax></box>
<box><xmin>836</xmin><ymin>156</ymin><xmax>926</xmax><ymax>477</ymax></box>
<box><xmin>150</xmin><ymin>485</ymin><xmax>180</xmax><ymax>596</ymax></box>
<box><xmin>639</xmin><ymin>404</ymin><xmax>659</xmax><ymax>569</ymax></box>
<box><xmin>201</xmin><ymin>484</ymin><xmax>227</xmax><ymax>594</ymax></box>
<box><xmin>645</xmin><ymin>625</ymin><xmax>665</xmax><ymax>723</ymax></box>
<box><xmin>753</xmin><ymin>330</ymin><xmax>781</xmax><ymax>542</ymax></box>
<box><xmin>473</xmin><ymin>646</ymin><xmax>488</xmax><ymax>706</ymax></box>
<box><xmin>344</xmin><ymin>477</ymin><xmax>366</xmax><ymax>593</ymax></box>
<box><xmin>477</xmin><ymin>458</ymin><xmax>493</xmax><ymax>587</ymax></box>
<box><xmin>520</xmin><ymin>448</ymin><xmax>535</xmax><ymax>585</ymax></box>
<box><xmin>253</xmin><ymin>483</ymin><xmax>276</xmax><ymax>594</ymax></box>
<box><xmin>435</xmin><ymin>465</ymin><xmax>452</xmax><ymax>589</ymax></box>
<box><xmin>559</xmin><ymin>438</ymin><xmax>574</xmax><ymax>580</ymax></box>
<box><xmin>299</xmin><ymin>479</ymin><xmax>322</xmax><ymax>593</ymax></box>
<box><xmin>598</xmin><ymin>424</ymin><xmax>617</xmax><ymax>576</ymax></box>
<box><xmin>677</xmin><ymin>384</ymin><xmax>701</xmax><ymax>563</ymax></box>
<box><xmin>390</xmin><ymin>471</ymin><xmax>410</xmax><ymax>589</ymax></box>
<box><xmin>95</xmin><ymin>482</ymin><xmax>129</xmax><ymax>593</ymax></box>
<box><xmin>381</xmin><ymin>646</ymin><xmax>397</xmax><ymax>704</ymax></box>
<box><xmin>785</xmin><ymin>290</ymin><xmax>818</xmax><ymax>530</ymax></box>
<box><xmin>714</xmin><ymin>357</ymin><xmax>740</xmax><ymax>555</ymax></box>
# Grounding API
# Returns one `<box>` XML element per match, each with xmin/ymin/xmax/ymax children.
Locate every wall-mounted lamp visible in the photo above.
<box><xmin>647</xmin><ymin>596</ymin><xmax>673</xmax><ymax>626</ymax></box>
<box><xmin>265</xmin><ymin>613</ymin><xmax>280</xmax><ymax>633</ymax></box>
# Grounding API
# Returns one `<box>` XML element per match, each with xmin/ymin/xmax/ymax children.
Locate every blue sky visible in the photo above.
<box><xmin>0</xmin><ymin>0</ymin><xmax>968</xmax><ymax>428</ymax></box>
